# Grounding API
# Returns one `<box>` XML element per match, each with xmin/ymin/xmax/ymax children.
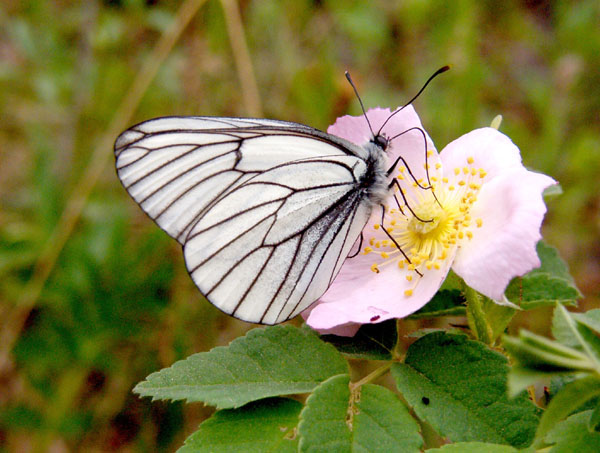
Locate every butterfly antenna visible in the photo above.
<box><xmin>377</xmin><ymin>65</ymin><xmax>451</xmax><ymax>136</ymax></box>
<box><xmin>345</xmin><ymin>71</ymin><xmax>375</xmax><ymax>138</ymax></box>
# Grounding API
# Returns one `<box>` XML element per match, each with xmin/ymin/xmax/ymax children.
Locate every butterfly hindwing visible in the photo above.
<box><xmin>183</xmin><ymin>156</ymin><xmax>373</xmax><ymax>324</ymax></box>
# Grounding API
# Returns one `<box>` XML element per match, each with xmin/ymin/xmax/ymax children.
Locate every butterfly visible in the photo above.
<box><xmin>114</xmin><ymin>68</ymin><xmax>448</xmax><ymax>325</ymax></box>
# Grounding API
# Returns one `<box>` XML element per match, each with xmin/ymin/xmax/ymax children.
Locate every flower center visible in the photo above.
<box><xmin>407</xmin><ymin>201</ymin><xmax>448</xmax><ymax>235</ymax></box>
<box><xmin>364</xmin><ymin>155</ymin><xmax>487</xmax><ymax>296</ymax></box>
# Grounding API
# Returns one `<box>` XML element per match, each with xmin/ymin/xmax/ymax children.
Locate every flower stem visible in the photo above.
<box><xmin>464</xmin><ymin>284</ymin><xmax>493</xmax><ymax>344</ymax></box>
<box><xmin>350</xmin><ymin>363</ymin><xmax>392</xmax><ymax>390</ymax></box>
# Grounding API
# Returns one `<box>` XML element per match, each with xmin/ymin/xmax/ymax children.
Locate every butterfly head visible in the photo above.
<box><xmin>370</xmin><ymin>133</ymin><xmax>390</xmax><ymax>152</ymax></box>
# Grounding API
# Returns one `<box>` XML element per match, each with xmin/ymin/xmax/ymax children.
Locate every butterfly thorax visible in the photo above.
<box><xmin>360</xmin><ymin>137</ymin><xmax>390</xmax><ymax>207</ymax></box>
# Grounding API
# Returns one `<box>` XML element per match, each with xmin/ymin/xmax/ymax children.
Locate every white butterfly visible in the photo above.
<box><xmin>114</xmin><ymin>69</ymin><xmax>447</xmax><ymax>325</ymax></box>
<box><xmin>114</xmin><ymin>116</ymin><xmax>393</xmax><ymax>324</ymax></box>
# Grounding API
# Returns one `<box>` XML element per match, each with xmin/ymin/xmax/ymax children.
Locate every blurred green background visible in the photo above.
<box><xmin>1</xmin><ymin>0</ymin><xmax>598</xmax><ymax>451</ymax></box>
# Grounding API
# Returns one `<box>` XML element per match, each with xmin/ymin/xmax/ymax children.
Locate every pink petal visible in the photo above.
<box><xmin>305</xmin><ymin>213</ymin><xmax>454</xmax><ymax>330</ymax></box>
<box><xmin>451</xmin><ymin>167</ymin><xmax>556</xmax><ymax>301</ymax></box>
<box><xmin>328</xmin><ymin>106</ymin><xmax>438</xmax><ymax>183</ymax></box>
<box><xmin>305</xmin><ymin>107</ymin><xmax>445</xmax><ymax>332</ymax></box>
<box><xmin>308</xmin><ymin>322</ymin><xmax>362</xmax><ymax>337</ymax></box>
<box><xmin>440</xmin><ymin>128</ymin><xmax>523</xmax><ymax>181</ymax></box>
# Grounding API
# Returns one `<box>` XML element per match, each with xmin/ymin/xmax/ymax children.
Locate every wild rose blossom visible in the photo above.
<box><xmin>305</xmin><ymin>107</ymin><xmax>556</xmax><ymax>335</ymax></box>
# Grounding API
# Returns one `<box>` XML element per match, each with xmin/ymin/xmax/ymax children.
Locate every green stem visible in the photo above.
<box><xmin>393</xmin><ymin>318</ymin><xmax>404</xmax><ymax>360</ymax></box>
<box><xmin>464</xmin><ymin>283</ymin><xmax>493</xmax><ymax>344</ymax></box>
<box><xmin>350</xmin><ymin>363</ymin><xmax>392</xmax><ymax>390</ymax></box>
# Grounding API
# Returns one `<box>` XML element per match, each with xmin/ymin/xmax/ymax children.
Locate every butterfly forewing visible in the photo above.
<box><xmin>115</xmin><ymin>116</ymin><xmax>379</xmax><ymax>324</ymax></box>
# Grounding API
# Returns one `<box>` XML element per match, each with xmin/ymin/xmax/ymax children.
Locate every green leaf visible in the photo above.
<box><xmin>134</xmin><ymin>325</ymin><xmax>348</xmax><ymax>409</ymax></box>
<box><xmin>552</xmin><ymin>304</ymin><xmax>600</xmax><ymax>366</ymax></box>
<box><xmin>503</xmin><ymin>330</ymin><xmax>597</xmax><ymax>392</ymax></box>
<box><xmin>319</xmin><ymin>319</ymin><xmax>397</xmax><ymax>360</ymax></box>
<box><xmin>482</xmin><ymin>298</ymin><xmax>517</xmax><ymax>343</ymax></box>
<box><xmin>505</xmin><ymin>242</ymin><xmax>581</xmax><ymax>309</ymax></box>
<box><xmin>530</xmin><ymin>242</ymin><xmax>572</xmax><ymax>279</ymax></box>
<box><xmin>178</xmin><ymin>398</ymin><xmax>301</xmax><ymax>453</ymax></box>
<box><xmin>298</xmin><ymin>374</ymin><xmax>422</xmax><ymax>453</ymax></box>
<box><xmin>589</xmin><ymin>403</ymin><xmax>600</xmax><ymax>432</ymax></box>
<box><xmin>503</xmin><ymin>328</ymin><xmax>595</xmax><ymax>396</ymax></box>
<box><xmin>411</xmin><ymin>271</ymin><xmax>466</xmax><ymax>319</ymax></box>
<box><xmin>505</xmin><ymin>366</ymin><xmax>554</xmax><ymax>397</ymax></box>
<box><xmin>544</xmin><ymin>410</ymin><xmax>600</xmax><ymax>452</ymax></box>
<box><xmin>548</xmin><ymin>376</ymin><xmax>600</xmax><ymax>412</ymax></box>
<box><xmin>425</xmin><ymin>441</ymin><xmax>518</xmax><ymax>452</ymax></box>
<box><xmin>552</xmin><ymin>304</ymin><xmax>583</xmax><ymax>348</ymax></box>
<box><xmin>409</xmin><ymin>289</ymin><xmax>466</xmax><ymax>319</ymax></box>
<box><xmin>505</xmin><ymin>275</ymin><xmax>580</xmax><ymax>309</ymax></box>
<box><xmin>573</xmin><ymin>309</ymin><xmax>600</xmax><ymax>334</ymax></box>
<box><xmin>534</xmin><ymin>375</ymin><xmax>600</xmax><ymax>446</ymax></box>
<box><xmin>391</xmin><ymin>332</ymin><xmax>540</xmax><ymax>448</ymax></box>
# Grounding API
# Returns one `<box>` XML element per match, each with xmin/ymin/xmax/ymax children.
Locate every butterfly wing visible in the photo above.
<box><xmin>115</xmin><ymin>116</ymin><xmax>361</xmax><ymax>244</ymax></box>
<box><xmin>183</xmin><ymin>155</ymin><xmax>373</xmax><ymax>324</ymax></box>
<box><xmin>115</xmin><ymin>116</ymin><xmax>376</xmax><ymax>324</ymax></box>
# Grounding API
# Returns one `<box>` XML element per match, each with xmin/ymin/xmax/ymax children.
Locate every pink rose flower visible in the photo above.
<box><xmin>305</xmin><ymin>107</ymin><xmax>556</xmax><ymax>336</ymax></box>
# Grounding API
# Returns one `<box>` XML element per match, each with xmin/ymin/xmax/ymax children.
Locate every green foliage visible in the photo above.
<box><xmin>409</xmin><ymin>272</ymin><xmax>467</xmax><ymax>319</ymax></box>
<box><xmin>505</xmin><ymin>304</ymin><xmax>600</xmax><ymax>396</ymax></box>
<box><xmin>534</xmin><ymin>376</ymin><xmax>600</xmax><ymax>446</ymax></box>
<box><xmin>134</xmin><ymin>325</ymin><xmax>348</xmax><ymax>409</ymax></box>
<box><xmin>319</xmin><ymin>319</ymin><xmax>398</xmax><ymax>360</ymax></box>
<box><xmin>544</xmin><ymin>410</ymin><xmax>600</xmax><ymax>452</ymax></box>
<box><xmin>504</xmin><ymin>304</ymin><xmax>600</xmax><ymax>448</ymax></box>
<box><xmin>409</xmin><ymin>289</ymin><xmax>466</xmax><ymax>319</ymax></box>
<box><xmin>298</xmin><ymin>374</ymin><xmax>422</xmax><ymax>453</ymax></box>
<box><xmin>392</xmin><ymin>332</ymin><xmax>540</xmax><ymax>448</ymax></box>
<box><xmin>425</xmin><ymin>442</ymin><xmax>518</xmax><ymax>453</ymax></box>
<box><xmin>179</xmin><ymin>398</ymin><xmax>301</xmax><ymax>453</ymax></box>
<box><xmin>505</xmin><ymin>242</ymin><xmax>581</xmax><ymax>309</ymax></box>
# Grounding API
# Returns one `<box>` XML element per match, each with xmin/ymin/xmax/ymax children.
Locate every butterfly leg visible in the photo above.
<box><xmin>388</xmin><ymin>178</ymin><xmax>432</xmax><ymax>223</ymax></box>
<box><xmin>386</xmin><ymin>126</ymin><xmax>442</xmax><ymax>208</ymax></box>
<box><xmin>377</xmin><ymin>204</ymin><xmax>422</xmax><ymax>276</ymax></box>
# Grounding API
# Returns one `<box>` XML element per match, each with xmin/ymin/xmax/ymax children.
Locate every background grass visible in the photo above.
<box><xmin>1</xmin><ymin>0</ymin><xmax>598</xmax><ymax>451</ymax></box>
